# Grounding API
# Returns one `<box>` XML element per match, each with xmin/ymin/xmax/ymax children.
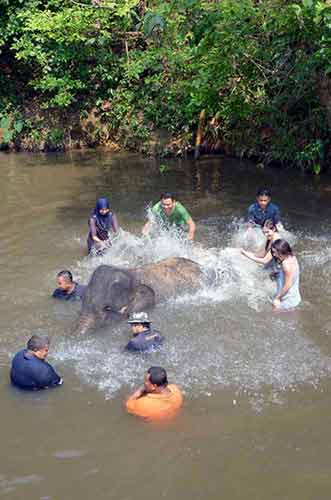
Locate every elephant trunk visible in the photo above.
<box><xmin>77</xmin><ymin>313</ymin><xmax>96</xmax><ymax>335</ymax></box>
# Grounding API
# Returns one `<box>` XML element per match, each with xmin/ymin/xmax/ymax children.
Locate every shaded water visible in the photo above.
<box><xmin>1</xmin><ymin>151</ymin><xmax>331</xmax><ymax>499</ymax></box>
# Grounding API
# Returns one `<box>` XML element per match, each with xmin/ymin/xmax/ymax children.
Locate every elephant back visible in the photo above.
<box><xmin>130</xmin><ymin>257</ymin><xmax>203</xmax><ymax>300</ymax></box>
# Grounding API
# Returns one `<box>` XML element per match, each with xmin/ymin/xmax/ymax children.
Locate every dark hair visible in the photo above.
<box><xmin>57</xmin><ymin>270</ymin><xmax>73</xmax><ymax>283</ymax></box>
<box><xmin>262</xmin><ymin>219</ymin><xmax>277</xmax><ymax>231</ymax></box>
<box><xmin>147</xmin><ymin>366</ymin><xmax>168</xmax><ymax>387</ymax></box>
<box><xmin>160</xmin><ymin>192</ymin><xmax>175</xmax><ymax>201</ymax></box>
<box><xmin>27</xmin><ymin>335</ymin><xmax>50</xmax><ymax>352</ymax></box>
<box><xmin>271</xmin><ymin>239</ymin><xmax>293</xmax><ymax>257</ymax></box>
<box><xmin>256</xmin><ymin>188</ymin><xmax>271</xmax><ymax>198</ymax></box>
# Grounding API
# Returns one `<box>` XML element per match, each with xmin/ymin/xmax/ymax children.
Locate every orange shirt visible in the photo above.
<box><xmin>126</xmin><ymin>384</ymin><xmax>183</xmax><ymax>421</ymax></box>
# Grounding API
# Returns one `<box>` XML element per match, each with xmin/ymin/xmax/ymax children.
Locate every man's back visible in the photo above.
<box><xmin>126</xmin><ymin>384</ymin><xmax>183</xmax><ymax>421</ymax></box>
<box><xmin>10</xmin><ymin>349</ymin><xmax>61</xmax><ymax>390</ymax></box>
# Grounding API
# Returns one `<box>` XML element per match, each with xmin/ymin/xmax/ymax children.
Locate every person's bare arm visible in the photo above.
<box><xmin>126</xmin><ymin>386</ymin><xmax>146</xmax><ymax>402</ymax></box>
<box><xmin>187</xmin><ymin>218</ymin><xmax>196</xmax><ymax>241</ymax></box>
<box><xmin>142</xmin><ymin>220</ymin><xmax>152</xmax><ymax>236</ymax></box>
<box><xmin>111</xmin><ymin>213</ymin><xmax>119</xmax><ymax>233</ymax></box>
<box><xmin>241</xmin><ymin>249</ymin><xmax>272</xmax><ymax>265</ymax></box>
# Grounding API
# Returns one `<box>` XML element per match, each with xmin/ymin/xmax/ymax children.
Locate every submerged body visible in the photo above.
<box><xmin>275</xmin><ymin>259</ymin><xmax>301</xmax><ymax>310</ymax></box>
<box><xmin>126</xmin><ymin>384</ymin><xmax>183</xmax><ymax>421</ymax></box>
<box><xmin>53</xmin><ymin>282</ymin><xmax>86</xmax><ymax>301</ymax></box>
<box><xmin>87</xmin><ymin>197</ymin><xmax>119</xmax><ymax>255</ymax></box>
<box><xmin>125</xmin><ymin>367</ymin><xmax>183</xmax><ymax>422</ymax></box>
<box><xmin>271</xmin><ymin>239</ymin><xmax>301</xmax><ymax>311</ymax></box>
<box><xmin>11</xmin><ymin>349</ymin><xmax>62</xmax><ymax>391</ymax></box>
<box><xmin>126</xmin><ymin>327</ymin><xmax>164</xmax><ymax>352</ymax></box>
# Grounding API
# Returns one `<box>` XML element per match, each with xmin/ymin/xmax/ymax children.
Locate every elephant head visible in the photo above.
<box><xmin>77</xmin><ymin>265</ymin><xmax>155</xmax><ymax>334</ymax></box>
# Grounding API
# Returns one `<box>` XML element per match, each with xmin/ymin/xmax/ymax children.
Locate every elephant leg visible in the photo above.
<box><xmin>126</xmin><ymin>284</ymin><xmax>155</xmax><ymax>314</ymax></box>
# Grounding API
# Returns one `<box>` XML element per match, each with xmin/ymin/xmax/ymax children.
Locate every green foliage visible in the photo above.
<box><xmin>0</xmin><ymin>114</ymin><xmax>24</xmax><ymax>145</ymax></box>
<box><xmin>1</xmin><ymin>0</ymin><xmax>331</xmax><ymax>169</ymax></box>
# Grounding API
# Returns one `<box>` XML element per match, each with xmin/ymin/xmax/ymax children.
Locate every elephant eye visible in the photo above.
<box><xmin>103</xmin><ymin>305</ymin><xmax>112</xmax><ymax>312</ymax></box>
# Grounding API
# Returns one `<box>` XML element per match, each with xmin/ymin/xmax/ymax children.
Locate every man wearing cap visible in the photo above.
<box><xmin>125</xmin><ymin>312</ymin><xmax>164</xmax><ymax>352</ymax></box>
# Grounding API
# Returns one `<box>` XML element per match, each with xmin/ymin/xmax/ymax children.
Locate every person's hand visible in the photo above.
<box><xmin>272</xmin><ymin>297</ymin><xmax>281</xmax><ymax>309</ymax></box>
<box><xmin>241</xmin><ymin>248</ymin><xmax>251</xmax><ymax>258</ymax></box>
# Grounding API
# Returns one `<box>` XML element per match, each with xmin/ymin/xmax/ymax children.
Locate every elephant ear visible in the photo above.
<box><xmin>127</xmin><ymin>284</ymin><xmax>155</xmax><ymax>314</ymax></box>
<box><xmin>107</xmin><ymin>282</ymin><xmax>134</xmax><ymax>312</ymax></box>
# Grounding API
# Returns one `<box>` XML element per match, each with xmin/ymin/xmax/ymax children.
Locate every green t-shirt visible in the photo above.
<box><xmin>152</xmin><ymin>201</ymin><xmax>191</xmax><ymax>229</ymax></box>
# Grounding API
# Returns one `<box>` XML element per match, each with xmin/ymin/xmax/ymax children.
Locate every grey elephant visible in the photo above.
<box><xmin>77</xmin><ymin>257</ymin><xmax>204</xmax><ymax>334</ymax></box>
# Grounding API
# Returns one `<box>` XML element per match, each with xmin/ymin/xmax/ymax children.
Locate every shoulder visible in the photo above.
<box><xmin>175</xmin><ymin>202</ymin><xmax>191</xmax><ymax>218</ymax></box>
<box><xmin>175</xmin><ymin>201</ymin><xmax>188</xmax><ymax>211</ymax></box>
<box><xmin>248</xmin><ymin>202</ymin><xmax>257</xmax><ymax>212</ymax></box>
<box><xmin>168</xmin><ymin>384</ymin><xmax>184</xmax><ymax>404</ymax></box>
<box><xmin>283</xmin><ymin>256</ymin><xmax>296</xmax><ymax>272</ymax></box>
<box><xmin>52</xmin><ymin>288</ymin><xmax>65</xmax><ymax>299</ymax></box>
<box><xmin>74</xmin><ymin>283</ymin><xmax>86</xmax><ymax>299</ymax></box>
<box><xmin>269</xmin><ymin>202</ymin><xmax>280</xmax><ymax>212</ymax></box>
<box><xmin>12</xmin><ymin>349</ymin><xmax>25</xmax><ymax>363</ymax></box>
<box><xmin>126</xmin><ymin>393</ymin><xmax>151</xmax><ymax>415</ymax></box>
<box><xmin>152</xmin><ymin>201</ymin><xmax>161</xmax><ymax>212</ymax></box>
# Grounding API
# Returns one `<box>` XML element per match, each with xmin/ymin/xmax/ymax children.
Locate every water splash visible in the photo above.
<box><xmin>52</xmin><ymin>223</ymin><xmax>331</xmax><ymax>404</ymax></box>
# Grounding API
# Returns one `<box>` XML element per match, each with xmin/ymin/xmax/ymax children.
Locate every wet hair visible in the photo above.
<box><xmin>271</xmin><ymin>239</ymin><xmax>293</xmax><ymax>257</ymax></box>
<box><xmin>27</xmin><ymin>335</ymin><xmax>50</xmax><ymax>352</ymax></box>
<box><xmin>160</xmin><ymin>192</ymin><xmax>175</xmax><ymax>201</ymax></box>
<box><xmin>57</xmin><ymin>270</ymin><xmax>73</xmax><ymax>283</ymax></box>
<box><xmin>256</xmin><ymin>188</ymin><xmax>271</xmax><ymax>198</ymax></box>
<box><xmin>147</xmin><ymin>366</ymin><xmax>168</xmax><ymax>387</ymax></box>
<box><xmin>262</xmin><ymin>219</ymin><xmax>277</xmax><ymax>231</ymax></box>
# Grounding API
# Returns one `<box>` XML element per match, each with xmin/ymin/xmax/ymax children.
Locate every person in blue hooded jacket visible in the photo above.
<box><xmin>125</xmin><ymin>312</ymin><xmax>164</xmax><ymax>352</ymax></box>
<box><xmin>10</xmin><ymin>335</ymin><xmax>63</xmax><ymax>391</ymax></box>
<box><xmin>87</xmin><ymin>197</ymin><xmax>119</xmax><ymax>255</ymax></box>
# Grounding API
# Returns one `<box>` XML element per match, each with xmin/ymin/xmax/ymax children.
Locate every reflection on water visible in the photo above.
<box><xmin>2</xmin><ymin>150</ymin><xmax>331</xmax><ymax>500</ymax></box>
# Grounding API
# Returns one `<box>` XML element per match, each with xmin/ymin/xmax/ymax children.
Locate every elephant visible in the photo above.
<box><xmin>77</xmin><ymin>257</ymin><xmax>205</xmax><ymax>334</ymax></box>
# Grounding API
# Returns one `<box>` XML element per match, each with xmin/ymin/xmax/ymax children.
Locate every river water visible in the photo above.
<box><xmin>1</xmin><ymin>150</ymin><xmax>331</xmax><ymax>499</ymax></box>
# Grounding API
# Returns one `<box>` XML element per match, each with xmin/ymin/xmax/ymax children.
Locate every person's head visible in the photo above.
<box><xmin>262</xmin><ymin>219</ymin><xmax>277</xmax><ymax>240</ymax></box>
<box><xmin>271</xmin><ymin>239</ymin><xmax>293</xmax><ymax>262</ymax></box>
<box><xmin>256</xmin><ymin>188</ymin><xmax>272</xmax><ymax>210</ymax></box>
<box><xmin>128</xmin><ymin>312</ymin><xmax>151</xmax><ymax>335</ymax></box>
<box><xmin>160</xmin><ymin>192</ymin><xmax>175</xmax><ymax>216</ymax></box>
<box><xmin>144</xmin><ymin>366</ymin><xmax>168</xmax><ymax>393</ymax></box>
<box><xmin>27</xmin><ymin>335</ymin><xmax>50</xmax><ymax>360</ymax></box>
<box><xmin>96</xmin><ymin>197</ymin><xmax>110</xmax><ymax>216</ymax></box>
<box><xmin>56</xmin><ymin>270</ymin><xmax>74</xmax><ymax>291</ymax></box>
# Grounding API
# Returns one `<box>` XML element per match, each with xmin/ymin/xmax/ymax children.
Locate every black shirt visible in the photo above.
<box><xmin>52</xmin><ymin>282</ymin><xmax>86</xmax><ymax>301</ymax></box>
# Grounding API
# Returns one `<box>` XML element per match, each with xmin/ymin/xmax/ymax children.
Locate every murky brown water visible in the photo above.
<box><xmin>1</xmin><ymin>150</ymin><xmax>331</xmax><ymax>499</ymax></box>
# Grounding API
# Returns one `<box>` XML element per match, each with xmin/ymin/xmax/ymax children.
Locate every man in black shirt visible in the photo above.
<box><xmin>10</xmin><ymin>335</ymin><xmax>63</xmax><ymax>391</ymax></box>
<box><xmin>52</xmin><ymin>270</ymin><xmax>86</xmax><ymax>301</ymax></box>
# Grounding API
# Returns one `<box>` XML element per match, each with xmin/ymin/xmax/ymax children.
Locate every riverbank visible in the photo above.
<box><xmin>2</xmin><ymin>0</ymin><xmax>331</xmax><ymax>171</ymax></box>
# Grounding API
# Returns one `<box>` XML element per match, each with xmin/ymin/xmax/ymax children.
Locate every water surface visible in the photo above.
<box><xmin>1</xmin><ymin>150</ymin><xmax>331</xmax><ymax>499</ymax></box>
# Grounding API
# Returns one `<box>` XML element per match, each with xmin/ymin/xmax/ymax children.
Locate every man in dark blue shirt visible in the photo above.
<box><xmin>10</xmin><ymin>335</ymin><xmax>63</xmax><ymax>391</ymax></box>
<box><xmin>125</xmin><ymin>312</ymin><xmax>164</xmax><ymax>352</ymax></box>
<box><xmin>247</xmin><ymin>188</ymin><xmax>281</xmax><ymax>228</ymax></box>
<box><xmin>52</xmin><ymin>270</ymin><xmax>86</xmax><ymax>301</ymax></box>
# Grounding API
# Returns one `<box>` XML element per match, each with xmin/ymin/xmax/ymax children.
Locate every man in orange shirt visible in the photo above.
<box><xmin>125</xmin><ymin>366</ymin><xmax>183</xmax><ymax>421</ymax></box>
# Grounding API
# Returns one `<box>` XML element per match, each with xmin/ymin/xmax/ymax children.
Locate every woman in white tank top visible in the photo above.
<box><xmin>270</xmin><ymin>239</ymin><xmax>301</xmax><ymax>311</ymax></box>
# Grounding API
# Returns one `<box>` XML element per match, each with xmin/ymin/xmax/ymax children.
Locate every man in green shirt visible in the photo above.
<box><xmin>142</xmin><ymin>192</ymin><xmax>196</xmax><ymax>240</ymax></box>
